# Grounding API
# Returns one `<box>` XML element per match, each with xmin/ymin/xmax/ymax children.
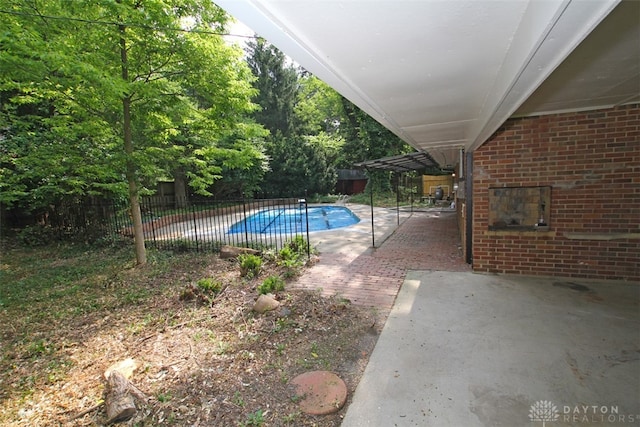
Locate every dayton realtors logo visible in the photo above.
<box><xmin>529</xmin><ymin>401</ymin><xmax>559</xmax><ymax>427</ymax></box>
<box><xmin>529</xmin><ymin>400</ymin><xmax>639</xmax><ymax>425</ymax></box>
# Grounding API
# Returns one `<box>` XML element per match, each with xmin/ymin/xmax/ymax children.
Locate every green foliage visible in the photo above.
<box><xmin>241</xmin><ymin>409</ymin><xmax>265</xmax><ymax>426</ymax></box>
<box><xmin>275</xmin><ymin>236</ymin><xmax>309</xmax><ymax>277</ymax></box>
<box><xmin>278</xmin><ymin>236</ymin><xmax>307</xmax><ymax>265</ymax></box>
<box><xmin>246</xmin><ymin>38</ymin><xmax>299</xmax><ymax>137</ymax></box>
<box><xmin>0</xmin><ymin>243</ymin><xmax>154</xmax><ymax>324</ymax></box>
<box><xmin>337</xmin><ymin>97</ymin><xmax>411</xmax><ymax>168</ymax></box>
<box><xmin>277</xmin><ymin>246</ymin><xmax>296</xmax><ymax>265</ymax></box>
<box><xmin>156</xmin><ymin>391</ymin><xmax>172</xmax><ymax>403</ymax></box>
<box><xmin>294</xmin><ymin>75</ymin><xmax>344</xmax><ymax>136</ymax></box>
<box><xmin>349</xmin><ymin>190</ymin><xmax>401</xmax><ymax>208</ymax></box>
<box><xmin>16</xmin><ymin>225</ymin><xmax>58</xmax><ymax>247</ymax></box>
<box><xmin>286</xmin><ymin>235</ymin><xmax>307</xmax><ymax>254</ymax></box>
<box><xmin>233</xmin><ymin>391</ymin><xmax>246</xmax><ymax>407</ymax></box>
<box><xmin>196</xmin><ymin>278</ymin><xmax>223</xmax><ymax>294</ymax></box>
<box><xmin>260</xmin><ymin>134</ymin><xmax>337</xmax><ymax>196</ymax></box>
<box><xmin>238</xmin><ymin>253</ymin><xmax>262</xmax><ymax>278</ymax></box>
<box><xmin>0</xmin><ymin>0</ymin><xmax>265</xmax><ymax>222</ymax></box>
<box><xmin>257</xmin><ymin>276</ymin><xmax>285</xmax><ymax>295</ymax></box>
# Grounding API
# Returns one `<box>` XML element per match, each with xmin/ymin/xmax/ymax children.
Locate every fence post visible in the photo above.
<box><xmin>191</xmin><ymin>201</ymin><xmax>199</xmax><ymax>252</ymax></box>
<box><xmin>242</xmin><ymin>194</ymin><xmax>249</xmax><ymax>248</ymax></box>
<box><xmin>304</xmin><ymin>198</ymin><xmax>310</xmax><ymax>260</ymax></box>
<box><xmin>147</xmin><ymin>198</ymin><xmax>158</xmax><ymax>250</ymax></box>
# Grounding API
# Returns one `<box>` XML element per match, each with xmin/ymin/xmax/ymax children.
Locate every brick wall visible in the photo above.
<box><xmin>472</xmin><ymin>104</ymin><xmax>639</xmax><ymax>281</ymax></box>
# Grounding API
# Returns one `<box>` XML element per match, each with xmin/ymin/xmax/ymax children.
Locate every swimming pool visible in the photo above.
<box><xmin>228</xmin><ymin>205</ymin><xmax>360</xmax><ymax>234</ymax></box>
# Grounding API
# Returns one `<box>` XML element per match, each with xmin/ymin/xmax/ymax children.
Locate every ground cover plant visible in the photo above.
<box><xmin>0</xmin><ymin>239</ymin><xmax>380</xmax><ymax>426</ymax></box>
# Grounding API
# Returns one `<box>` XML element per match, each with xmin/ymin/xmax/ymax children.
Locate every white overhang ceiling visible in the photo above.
<box><xmin>216</xmin><ymin>0</ymin><xmax>640</xmax><ymax>167</ymax></box>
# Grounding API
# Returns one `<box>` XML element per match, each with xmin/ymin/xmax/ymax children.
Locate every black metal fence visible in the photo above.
<box><xmin>21</xmin><ymin>197</ymin><xmax>311</xmax><ymax>254</ymax></box>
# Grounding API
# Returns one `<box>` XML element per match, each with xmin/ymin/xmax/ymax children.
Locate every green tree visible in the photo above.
<box><xmin>0</xmin><ymin>0</ymin><xmax>262</xmax><ymax>263</ymax></box>
<box><xmin>338</xmin><ymin>97</ymin><xmax>411</xmax><ymax>193</ymax></box>
<box><xmin>294</xmin><ymin>74</ymin><xmax>343</xmax><ymax>136</ymax></box>
<box><xmin>259</xmin><ymin>134</ymin><xmax>335</xmax><ymax>197</ymax></box>
<box><xmin>245</xmin><ymin>37</ymin><xmax>299</xmax><ymax>137</ymax></box>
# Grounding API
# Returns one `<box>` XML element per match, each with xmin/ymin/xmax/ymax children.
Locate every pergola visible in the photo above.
<box><xmin>354</xmin><ymin>151</ymin><xmax>444</xmax><ymax>247</ymax></box>
<box><xmin>354</xmin><ymin>151</ymin><xmax>439</xmax><ymax>173</ymax></box>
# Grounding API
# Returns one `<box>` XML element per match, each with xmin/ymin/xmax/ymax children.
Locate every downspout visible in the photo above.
<box><xmin>395</xmin><ymin>172</ymin><xmax>400</xmax><ymax>226</ymax></box>
<box><xmin>465</xmin><ymin>151</ymin><xmax>473</xmax><ymax>265</ymax></box>
<box><xmin>369</xmin><ymin>168</ymin><xmax>375</xmax><ymax>248</ymax></box>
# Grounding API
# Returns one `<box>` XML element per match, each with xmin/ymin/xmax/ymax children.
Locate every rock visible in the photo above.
<box><xmin>278</xmin><ymin>307</ymin><xmax>292</xmax><ymax>317</ymax></box>
<box><xmin>253</xmin><ymin>294</ymin><xmax>280</xmax><ymax>313</ymax></box>
<box><xmin>219</xmin><ymin>245</ymin><xmax>260</xmax><ymax>259</ymax></box>
<box><xmin>290</xmin><ymin>371</ymin><xmax>347</xmax><ymax>415</ymax></box>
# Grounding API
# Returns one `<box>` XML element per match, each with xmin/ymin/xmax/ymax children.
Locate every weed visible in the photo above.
<box><xmin>157</xmin><ymin>391</ymin><xmax>172</xmax><ymax>403</ymax></box>
<box><xmin>277</xmin><ymin>246</ymin><xmax>296</xmax><ymax>264</ymax></box>
<box><xmin>281</xmin><ymin>411</ymin><xmax>301</xmax><ymax>424</ymax></box>
<box><xmin>196</xmin><ymin>277</ymin><xmax>222</xmax><ymax>294</ymax></box>
<box><xmin>233</xmin><ymin>391</ymin><xmax>245</xmax><ymax>407</ymax></box>
<box><xmin>238</xmin><ymin>254</ymin><xmax>262</xmax><ymax>278</ymax></box>
<box><xmin>286</xmin><ymin>235</ymin><xmax>307</xmax><ymax>254</ymax></box>
<box><xmin>276</xmin><ymin>236</ymin><xmax>310</xmax><ymax>276</ymax></box>
<box><xmin>26</xmin><ymin>339</ymin><xmax>53</xmax><ymax>358</ymax></box>
<box><xmin>275</xmin><ymin>343</ymin><xmax>286</xmax><ymax>355</ymax></box>
<box><xmin>280</xmin><ymin>372</ymin><xmax>289</xmax><ymax>384</ymax></box>
<box><xmin>213</xmin><ymin>341</ymin><xmax>230</xmax><ymax>355</ymax></box>
<box><xmin>257</xmin><ymin>275</ymin><xmax>285</xmax><ymax>295</ymax></box>
<box><xmin>241</xmin><ymin>409</ymin><xmax>265</xmax><ymax>426</ymax></box>
<box><xmin>273</xmin><ymin>317</ymin><xmax>292</xmax><ymax>333</ymax></box>
<box><xmin>16</xmin><ymin>225</ymin><xmax>57</xmax><ymax>246</ymax></box>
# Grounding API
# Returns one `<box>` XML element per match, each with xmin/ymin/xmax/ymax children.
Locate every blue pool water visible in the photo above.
<box><xmin>229</xmin><ymin>206</ymin><xmax>360</xmax><ymax>234</ymax></box>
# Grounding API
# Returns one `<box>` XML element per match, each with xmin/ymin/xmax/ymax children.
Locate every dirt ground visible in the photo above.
<box><xmin>0</xmin><ymin>248</ymin><xmax>382</xmax><ymax>426</ymax></box>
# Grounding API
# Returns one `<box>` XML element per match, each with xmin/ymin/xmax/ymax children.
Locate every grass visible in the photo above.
<box><xmin>0</xmin><ymin>242</ymin><xmax>200</xmax><ymax>403</ymax></box>
<box><xmin>1</xmin><ymin>244</ymin><xmax>133</xmax><ymax>319</ymax></box>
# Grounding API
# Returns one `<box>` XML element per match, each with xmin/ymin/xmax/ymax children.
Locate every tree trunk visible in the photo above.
<box><xmin>120</xmin><ymin>20</ymin><xmax>146</xmax><ymax>265</ymax></box>
<box><xmin>173</xmin><ymin>167</ymin><xmax>188</xmax><ymax>208</ymax></box>
<box><xmin>105</xmin><ymin>370</ymin><xmax>136</xmax><ymax>424</ymax></box>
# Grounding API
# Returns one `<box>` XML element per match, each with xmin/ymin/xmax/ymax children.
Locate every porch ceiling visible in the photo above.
<box><xmin>216</xmin><ymin>0</ymin><xmax>640</xmax><ymax>168</ymax></box>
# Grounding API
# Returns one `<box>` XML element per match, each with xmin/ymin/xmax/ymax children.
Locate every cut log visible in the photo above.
<box><xmin>105</xmin><ymin>370</ymin><xmax>136</xmax><ymax>424</ymax></box>
<box><xmin>219</xmin><ymin>245</ymin><xmax>260</xmax><ymax>259</ymax></box>
<box><xmin>104</xmin><ymin>358</ymin><xmax>137</xmax><ymax>381</ymax></box>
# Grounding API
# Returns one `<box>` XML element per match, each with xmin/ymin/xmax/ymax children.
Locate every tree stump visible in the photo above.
<box><xmin>105</xmin><ymin>370</ymin><xmax>136</xmax><ymax>424</ymax></box>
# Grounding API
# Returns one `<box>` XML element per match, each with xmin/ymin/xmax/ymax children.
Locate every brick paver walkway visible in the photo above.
<box><xmin>292</xmin><ymin>210</ymin><xmax>471</xmax><ymax>312</ymax></box>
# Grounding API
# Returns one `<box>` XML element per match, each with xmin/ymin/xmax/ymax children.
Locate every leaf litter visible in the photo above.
<box><xmin>0</xmin><ymin>245</ymin><xmax>382</xmax><ymax>426</ymax></box>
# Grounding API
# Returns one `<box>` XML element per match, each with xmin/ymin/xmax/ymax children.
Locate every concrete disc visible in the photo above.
<box><xmin>290</xmin><ymin>371</ymin><xmax>347</xmax><ymax>415</ymax></box>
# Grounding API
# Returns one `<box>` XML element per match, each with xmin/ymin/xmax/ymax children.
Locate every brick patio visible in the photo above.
<box><xmin>292</xmin><ymin>210</ymin><xmax>471</xmax><ymax>312</ymax></box>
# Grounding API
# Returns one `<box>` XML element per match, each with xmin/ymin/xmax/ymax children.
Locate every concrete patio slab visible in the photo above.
<box><xmin>342</xmin><ymin>271</ymin><xmax>640</xmax><ymax>426</ymax></box>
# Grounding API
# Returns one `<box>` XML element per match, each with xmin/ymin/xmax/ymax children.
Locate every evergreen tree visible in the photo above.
<box><xmin>245</xmin><ymin>37</ymin><xmax>299</xmax><ymax>137</ymax></box>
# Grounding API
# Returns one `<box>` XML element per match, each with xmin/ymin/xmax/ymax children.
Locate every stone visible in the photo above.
<box><xmin>253</xmin><ymin>294</ymin><xmax>280</xmax><ymax>313</ymax></box>
<box><xmin>219</xmin><ymin>245</ymin><xmax>260</xmax><ymax>259</ymax></box>
<box><xmin>290</xmin><ymin>371</ymin><xmax>347</xmax><ymax>415</ymax></box>
<box><xmin>278</xmin><ymin>307</ymin><xmax>292</xmax><ymax>317</ymax></box>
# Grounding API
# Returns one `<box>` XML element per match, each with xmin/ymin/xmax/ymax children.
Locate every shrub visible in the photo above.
<box><xmin>286</xmin><ymin>235</ymin><xmax>307</xmax><ymax>254</ymax></box>
<box><xmin>277</xmin><ymin>246</ymin><xmax>297</xmax><ymax>264</ymax></box>
<box><xmin>257</xmin><ymin>275</ymin><xmax>285</xmax><ymax>295</ymax></box>
<box><xmin>238</xmin><ymin>253</ymin><xmax>262</xmax><ymax>278</ymax></box>
<box><xmin>276</xmin><ymin>236</ymin><xmax>309</xmax><ymax>271</ymax></box>
<box><xmin>196</xmin><ymin>278</ymin><xmax>223</xmax><ymax>294</ymax></box>
<box><xmin>17</xmin><ymin>225</ymin><xmax>57</xmax><ymax>246</ymax></box>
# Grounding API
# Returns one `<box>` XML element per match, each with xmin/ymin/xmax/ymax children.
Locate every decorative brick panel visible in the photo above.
<box><xmin>472</xmin><ymin>104</ymin><xmax>640</xmax><ymax>281</ymax></box>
